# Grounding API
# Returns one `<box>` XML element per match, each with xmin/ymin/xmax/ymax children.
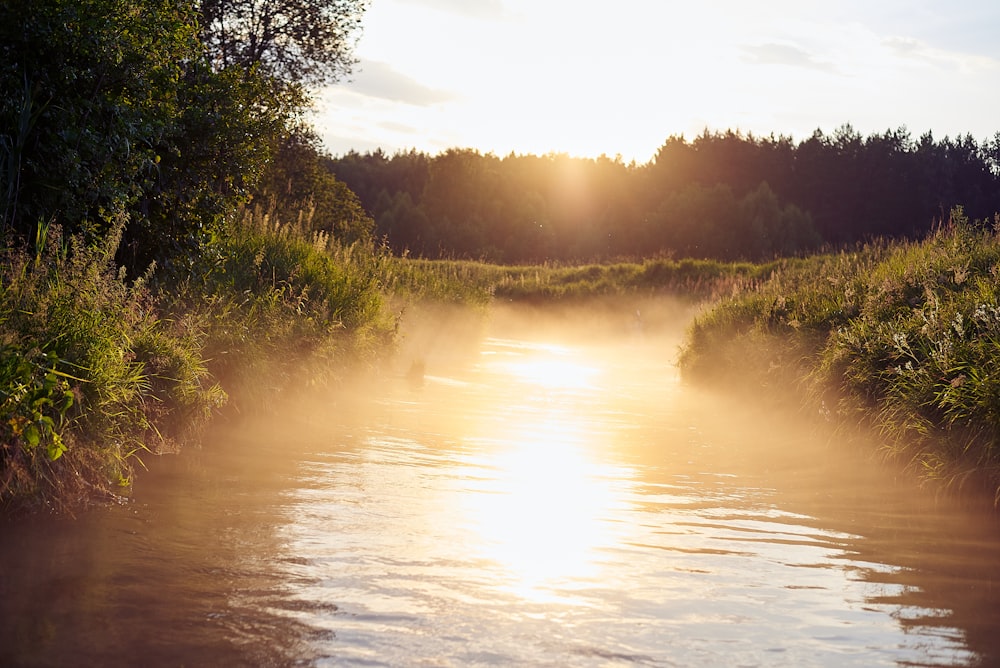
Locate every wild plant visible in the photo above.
<box><xmin>680</xmin><ymin>207</ymin><xmax>1000</xmax><ymax>499</ymax></box>
<box><xmin>160</xmin><ymin>202</ymin><xmax>395</xmax><ymax>410</ymax></box>
<box><xmin>0</xmin><ymin>221</ymin><xmax>219</xmax><ymax>511</ymax></box>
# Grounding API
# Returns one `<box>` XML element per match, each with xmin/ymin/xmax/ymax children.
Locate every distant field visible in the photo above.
<box><xmin>384</xmin><ymin>255</ymin><xmax>779</xmax><ymax>306</ymax></box>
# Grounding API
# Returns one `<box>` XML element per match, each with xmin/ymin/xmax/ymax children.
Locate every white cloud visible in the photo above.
<box><xmin>741</xmin><ymin>43</ymin><xmax>838</xmax><ymax>73</ymax></box>
<box><xmin>394</xmin><ymin>0</ymin><xmax>510</xmax><ymax>20</ymax></box>
<box><xmin>882</xmin><ymin>35</ymin><xmax>1000</xmax><ymax>74</ymax></box>
<box><xmin>344</xmin><ymin>59</ymin><xmax>457</xmax><ymax>106</ymax></box>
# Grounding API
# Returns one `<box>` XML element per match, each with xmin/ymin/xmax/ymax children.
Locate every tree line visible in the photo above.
<box><xmin>328</xmin><ymin>127</ymin><xmax>1000</xmax><ymax>262</ymax></box>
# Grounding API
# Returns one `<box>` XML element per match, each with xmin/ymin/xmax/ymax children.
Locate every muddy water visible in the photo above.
<box><xmin>2</xmin><ymin>310</ymin><xmax>1000</xmax><ymax>667</ymax></box>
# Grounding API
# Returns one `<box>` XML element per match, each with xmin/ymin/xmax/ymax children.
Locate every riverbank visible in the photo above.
<box><xmin>3</xmin><ymin>227</ymin><xmax>756</xmax><ymax>515</ymax></box>
<box><xmin>6</xmin><ymin>206</ymin><xmax>1000</xmax><ymax>515</ymax></box>
<box><xmin>678</xmin><ymin>208</ymin><xmax>1000</xmax><ymax>502</ymax></box>
<box><xmin>0</xmin><ymin>210</ymin><xmax>395</xmax><ymax>515</ymax></box>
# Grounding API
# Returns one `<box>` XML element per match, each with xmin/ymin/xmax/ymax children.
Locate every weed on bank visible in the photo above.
<box><xmin>680</xmin><ymin>208</ymin><xmax>1000</xmax><ymax>500</ymax></box>
<box><xmin>0</xmin><ymin>211</ymin><xmax>393</xmax><ymax>514</ymax></box>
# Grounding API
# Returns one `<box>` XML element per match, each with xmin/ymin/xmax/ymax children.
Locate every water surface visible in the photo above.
<box><xmin>2</xmin><ymin>312</ymin><xmax>1000</xmax><ymax>667</ymax></box>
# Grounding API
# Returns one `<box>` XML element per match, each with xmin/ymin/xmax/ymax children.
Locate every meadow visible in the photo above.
<box><xmin>384</xmin><ymin>253</ymin><xmax>772</xmax><ymax>304</ymax></box>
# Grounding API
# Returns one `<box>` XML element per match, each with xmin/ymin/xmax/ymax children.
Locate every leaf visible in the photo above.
<box><xmin>24</xmin><ymin>424</ymin><xmax>40</xmax><ymax>447</ymax></box>
<box><xmin>46</xmin><ymin>434</ymin><xmax>66</xmax><ymax>461</ymax></box>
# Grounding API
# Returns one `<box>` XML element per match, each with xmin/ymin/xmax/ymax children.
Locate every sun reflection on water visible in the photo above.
<box><xmin>460</xmin><ymin>341</ymin><xmax>633</xmax><ymax>603</ymax></box>
<box><xmin>481</xmin><ymin>339</ymin><xmax>601</xmax><ymax>392</ymax></box>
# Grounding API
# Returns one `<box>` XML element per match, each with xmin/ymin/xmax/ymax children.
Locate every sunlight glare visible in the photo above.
<box><xmin>461</xmin><ymin>342</ymin><xmax>632</xmax><ymax>603</ymax></box>
<box><xmin>490</xmin><ymin>341</ymin><xmax>601</xmax><ymax>391</ymax></box>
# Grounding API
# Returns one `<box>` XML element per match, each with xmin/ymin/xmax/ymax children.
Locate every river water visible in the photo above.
<box><xmin>2</xmin><ymin>305</ymin><xmax>1000</xmax><ymax>667</ymax></box>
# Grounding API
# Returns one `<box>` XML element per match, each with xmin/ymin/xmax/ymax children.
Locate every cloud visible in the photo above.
<box><xmin>393</xmin><ymin>0</ymin><xmax>508</xmax><ymax>20</ymax></box>
<box><xmin>377</xmin><ymin>120</ymin><xmax>421</xmax><ymax>135</ymax></box>
<box><xmin>883</xmin><ymin>36</ymin><xmax>958</xmax><ymax>67</ymax></box>
<box><xmin>884</xmin><ymin>36</ymin><xmax>923</xmax><ymax>56</ymax></box>
<box><xmin>344</xmin><ymin>60</ymin><xmax>457</xmax><ymax>106</ymax></box>
<box><xmin>741</xmin><ymin>43</ymin><xmax>837</xmax><ymax>73</ymax></box>
<box><xmin>882</xmin><ymin>37</ymin><xmax>1000</xmax><ymax>70</ymax></box>
<box><xmin>320</xmin><ymin>133</ymin><xmax>387</xmax><ymax>156</ymax></box>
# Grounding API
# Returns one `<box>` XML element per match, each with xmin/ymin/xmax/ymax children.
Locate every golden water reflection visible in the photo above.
<box><xmin>458</xmin><ymin>340</ymin><xmax>634</xmax><ymax>603</ymax></box>
<box><xmin>270</xmin><ymin>328</ymin><xmax>1000</xmax><ymax>666</ymax></box>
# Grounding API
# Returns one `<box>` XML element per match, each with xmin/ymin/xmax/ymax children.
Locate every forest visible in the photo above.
<box><xmin>328</xmin><ymin>129</ymin><xmax>1000</xmax><ymax>262</ymax></box>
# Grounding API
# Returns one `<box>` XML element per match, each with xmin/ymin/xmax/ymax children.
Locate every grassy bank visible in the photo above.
<box><xmin>14</xmin><ymin>205</ymin><xmax>1000</xmax><ymax>514</ymax></box>
<box><xmin>679</xmin><ymin>208</ymin><xmax>1000</xmax><ymax>501</ymax></box>
<box><xmin>0</xmin><ymin>211</ymin><xmax>394</xmax><ymax>515</ymax></box>
<box><xmin>3</xmin><ymin>227</ymin><xmax>771</xmax><ymax>513</ymax></box>
<box><xmin>384</xmin><ymin>255</ymin><xmax>774</xmax><ymax>305</ymax></box>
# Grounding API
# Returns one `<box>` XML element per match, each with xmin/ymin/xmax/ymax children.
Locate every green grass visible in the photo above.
<box><xmin>678</xmin><ymin>208</ymin><xmax>1000</xmax><ymax>501</ymax></box>
<box><xmin>0</xmin><ymin>220</ymin><xmax>221</xmax><ymax>512</ymax></box>
<box><xmin>0</xmin><ymin>207</ymin><xmax>395</xmax><ymax>514</ymax></box>
<box><xmin>380</xmin><ymin>255</ymin><xmax>772</xmax><ymax>306</ymax></box>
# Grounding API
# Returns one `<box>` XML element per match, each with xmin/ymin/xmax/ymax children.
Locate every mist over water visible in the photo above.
<box><xmin>3</xmin><ymin>301</ymin><xmax>1000</xmax><ymax>667</ymax></box>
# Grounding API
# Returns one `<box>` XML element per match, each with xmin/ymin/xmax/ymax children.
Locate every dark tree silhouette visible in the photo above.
<box><xmin>197</xmin><ymin>0</ymin><xmax>368</xmax><ymax>85</ymax></box>
<box><xmin>327</xmin><ymin>127</ymin><xmax>1000</xmax><ymax>263</ymax></box>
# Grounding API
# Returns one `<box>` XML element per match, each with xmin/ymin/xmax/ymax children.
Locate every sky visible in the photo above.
<box><xmin>313</xmin><ymin>0</ymin><xmax>1000</xmax><ymax>163</ymax></box>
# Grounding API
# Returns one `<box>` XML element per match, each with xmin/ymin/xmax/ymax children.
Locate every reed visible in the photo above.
<box><xmin>679</xmin><ymin>208</ymin><xmax>1000</xmax><ymax>500</ymax></box>
<box><xmin>0</xmin><ymin>203</ymin><xmax>395</xmax><ymax>513</ymax></box>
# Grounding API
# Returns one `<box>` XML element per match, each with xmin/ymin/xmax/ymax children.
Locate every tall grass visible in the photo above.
<box><xmin>162</xmin><ymin>206</ymin><xmax>395</xmax><ymax>410</ymax></box>
<box><xmin>0</xmin><ymin>204</ymin><xmax>396</xmax><ymax>514</ymax></box>
<box><xmin>0</xmin><ymin>221</ymin><xmax>221</xmax><ymax>512</ymax></box>
<box><xmin>379</xmin><ymin>255</ymin><xmax>772</xmax><ymax>306</ymax></box>
<box><xmin>679</xmin><ymin>208</ymin><xmax>1000</xmax><ymax>500</ymax></box>
<box><xmin>381</xmin><ymin>257</ymin><xmax>497</xmax><ymax>307</ymax></box>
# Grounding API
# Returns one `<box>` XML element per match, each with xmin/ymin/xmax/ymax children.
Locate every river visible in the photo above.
<box><xmin>2</xmin><ymin>304</ymin><xmax>1000</xmax><ymax>667</ymax></box>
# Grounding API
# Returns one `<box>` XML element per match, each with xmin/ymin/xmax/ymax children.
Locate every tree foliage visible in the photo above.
<box><xmin>329</xmin><ymin>126</ymin><xmax>1000</xmax><ymax>263</ymax></box>
<box><xmin>0</xmin><ymin>0</ymin><xmax>199</xmax><ymax>243</ymax></box>
<box><xmin>256</xmin><ymin>126</ymin><xmax>374</xmax><ymax>244</ymax></box>
<box><xmin>196</xmin><ymin>0</ymin><xmax>369</xmax><ymax>85</ymax></box>
<box><xmin>1</xmin><ymin>0</ymin><xmax>370</xmax><ymax>277</ymax></box>
<box><xmin>121</xmin><ymin>60</ymin><xmax>298</xmax><ymax>274</ymax></box>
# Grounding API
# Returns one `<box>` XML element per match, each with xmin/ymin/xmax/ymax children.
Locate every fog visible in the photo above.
<box><xmin>390</xmin><ymin>295</ymin><xmax>702</xmax><ymax>379</ymax></box>
<box><xmin>4</xmin><ymin>299</ymin><xmax>1000</xmax><ymax>666</ymax></box>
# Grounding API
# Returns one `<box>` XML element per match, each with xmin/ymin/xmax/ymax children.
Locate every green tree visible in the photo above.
<box><xmin>121</xmin><ymin>61</ymin><xmax>296</xmax><ymax>275</ymax></box>
<box><xmin>196</xmin><ymin>0</ymin><xmax>369</xmax><ymax>86</ymax></box>
<box><xmin>0</xmin><ymin>0</ymin><xmax>199</xmax><ymax>244</ymax></box>
<box><xmin>194</xmin><ymin>1</ymin><xmax>372</xmax><ymax>251</ymax></box>
<box><xmin>256</xmin><ymin>127</ymin><xmax>374</xmax><ymax>243</ymax></box>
